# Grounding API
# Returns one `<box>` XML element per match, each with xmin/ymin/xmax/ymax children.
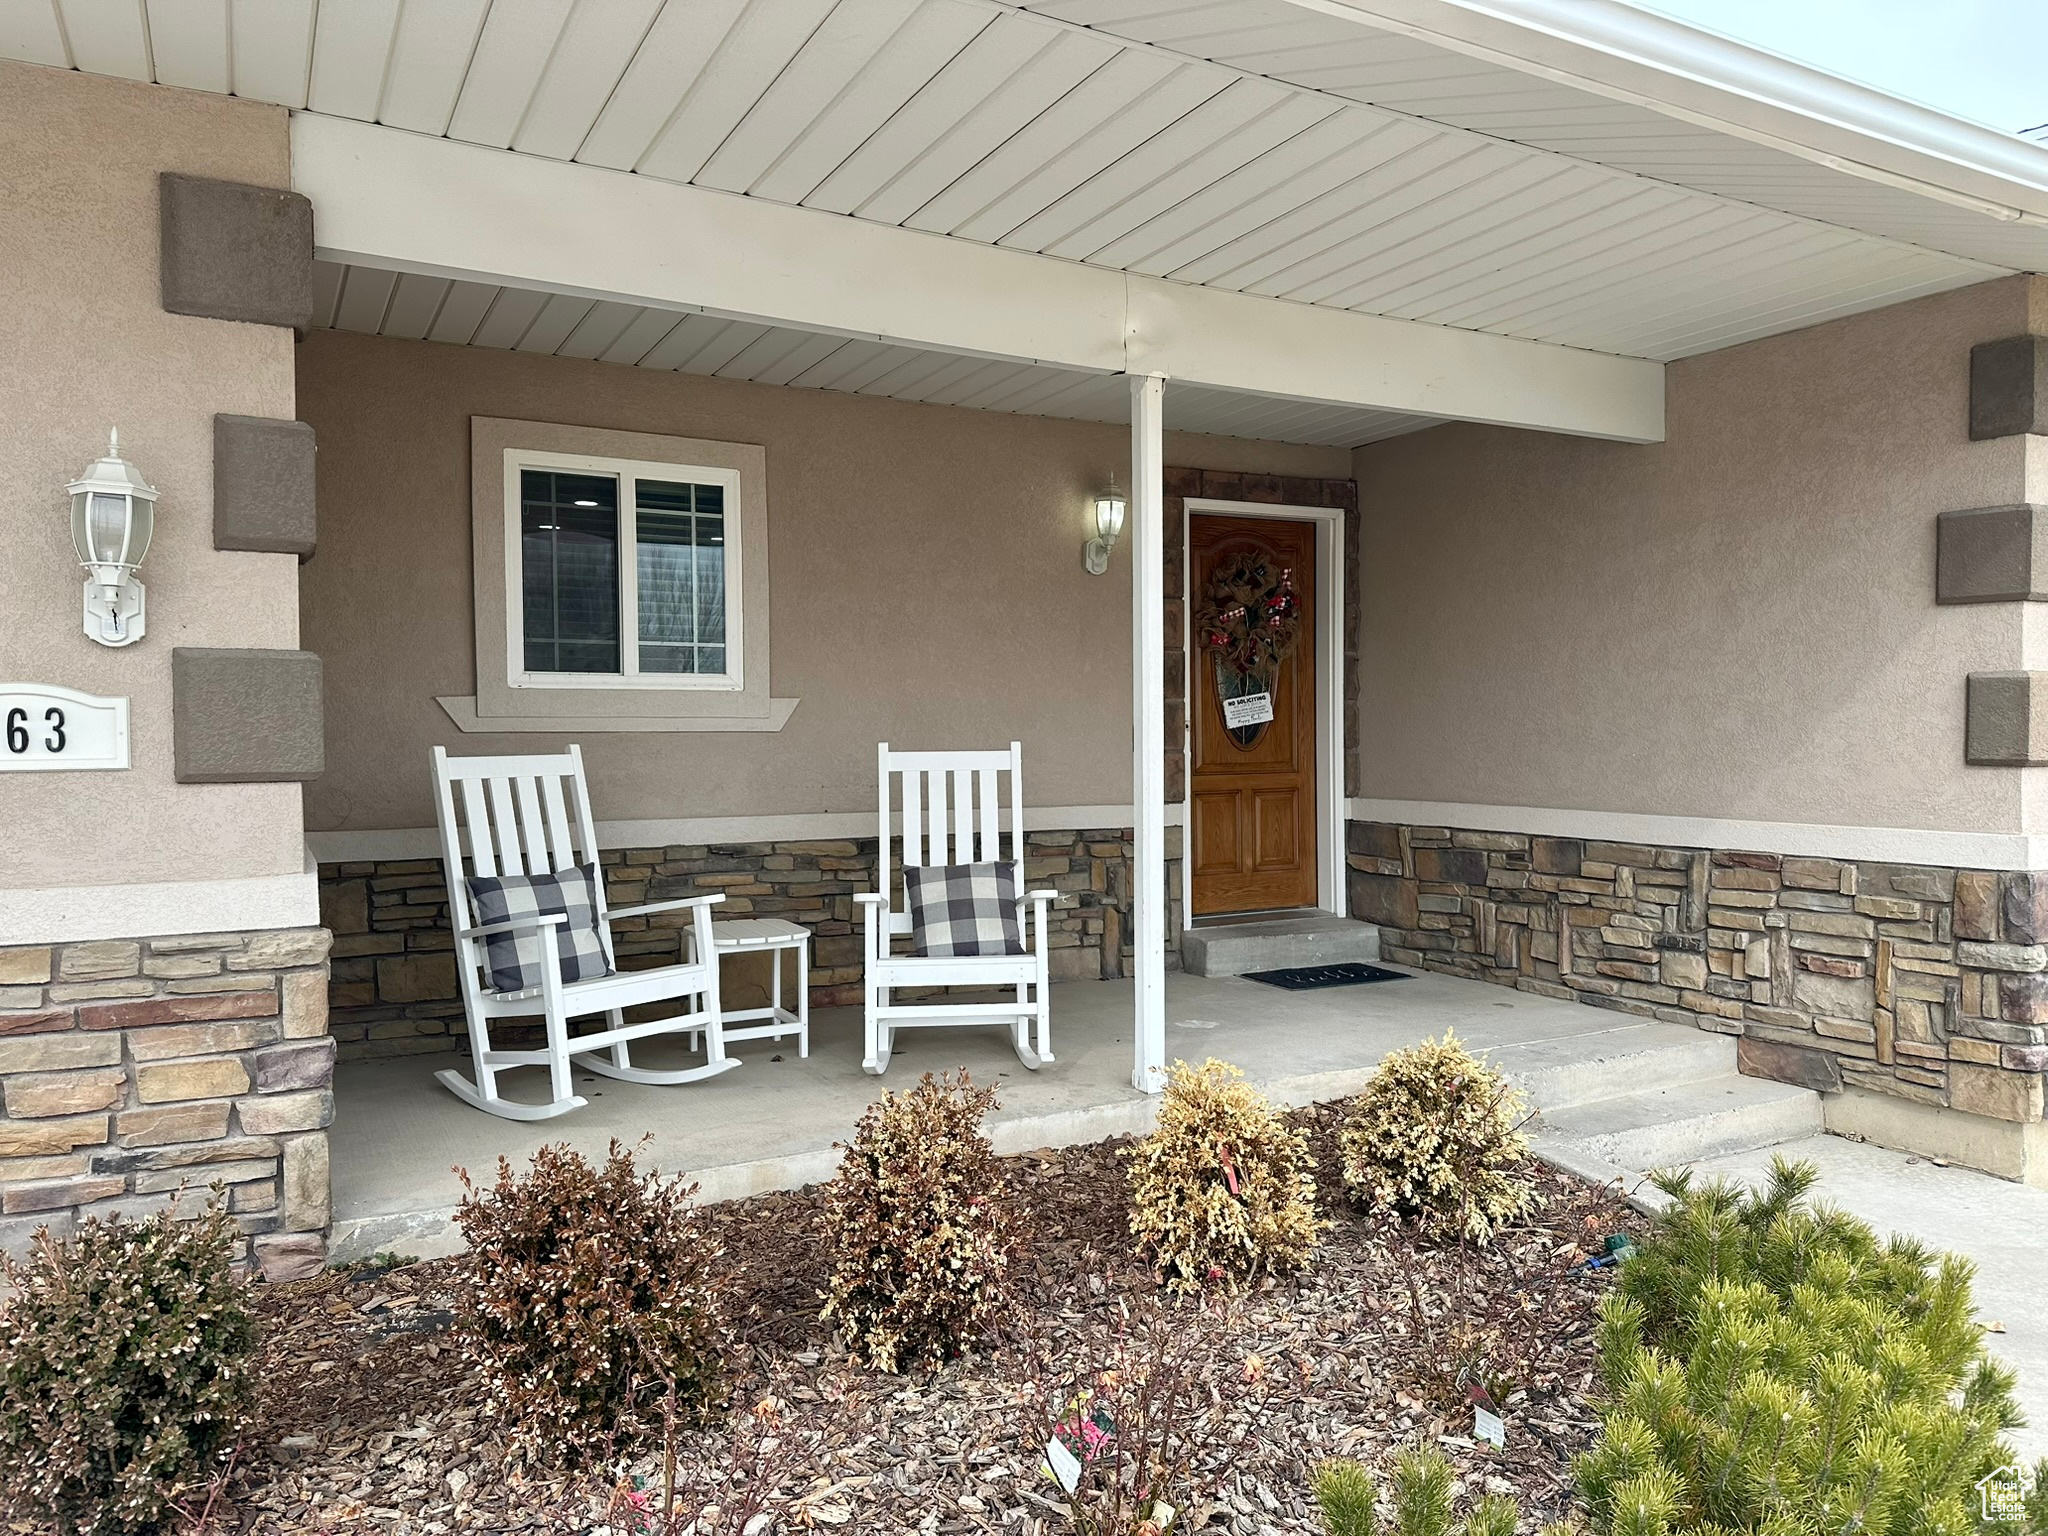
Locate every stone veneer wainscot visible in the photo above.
<box><xmin>1348</xmin><ymin>821</ymin><xmax>2048</xmax><ymax>1134</ymax></box>
<box><xmin>321</xmin><ymin>833</ymin><xmax>1181</xmax><ymax>1060</ymax></box>
<box><xmin>0</xmin><ymin>927</ymin><xmax>333</xmax><ymax>1276</ymax></box>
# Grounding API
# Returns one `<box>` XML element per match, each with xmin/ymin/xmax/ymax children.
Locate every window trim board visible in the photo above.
<box><xmin>466</xmin><ymin>417</ymin><xmax>793</xmax><ymax>729</ymax></box>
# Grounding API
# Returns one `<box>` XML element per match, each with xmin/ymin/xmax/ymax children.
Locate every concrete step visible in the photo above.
<box><xmin>1536</xmin><ymin>1073</ymin><xmax>1822</xmax><ymax>1171</ymax></box>
<box><xmin>1179</xmin><ymin>912</ymin><xmax>1380</xmax><ymax>977</ymax></box>
<box><xmin>1493</xmin><ymin>1023</ymin><xmax>1735</xmax><ymax>1111</ymax></box>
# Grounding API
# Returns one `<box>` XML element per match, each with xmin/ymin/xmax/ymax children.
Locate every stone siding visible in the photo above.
<box><xmin>1348</xmin><ymin>820</ymin><xmax>2047</xmax><ymax>1126</ymax></box>
<box><xmin>322</xmin><ymin>832</ymin><xmax>1179</xmax><ymax>1060</ymax></box>
<box><xmin>0</xmin><ymin>927</ymin><xmax>334</xmax><ymax>1277</ymax></box>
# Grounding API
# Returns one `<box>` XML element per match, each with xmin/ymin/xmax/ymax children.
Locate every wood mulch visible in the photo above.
<box><xmin>177</xmin><ymin>1106</ymin><xmax>1641</xmax><ymax>1535</ymax></box>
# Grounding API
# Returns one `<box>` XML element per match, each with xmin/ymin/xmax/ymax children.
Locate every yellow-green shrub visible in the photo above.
<box><xmin>822</xmin><ymin>1070</ymin><xmax>1015</xmax><ymax>1374</ymax></box>
<box><xmin>1125</xmin><ymin>1058</ymin><xmax>1325</xmax><ymax>1291</ymax></box>
<box><xmin>1338</xmin><ymin>1031</ymin><xmax>1535</xmax><ymax>1243</ymax></box>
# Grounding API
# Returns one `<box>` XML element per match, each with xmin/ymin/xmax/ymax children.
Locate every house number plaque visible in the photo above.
<box><xmin>0</xmin><ymin>684</ymin><xmax>129</xmax><ymax>771</ymax></box>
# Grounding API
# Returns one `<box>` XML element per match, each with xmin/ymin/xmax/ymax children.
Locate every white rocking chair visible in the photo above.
<box><xmin>431</xmin><ymin>744</ymin><xmax>737</xmax><ymax>1120</ymax></box>
<box><xmin>856</xmin><ymin>742</ymin><xmax>1056</xmax><ymax>1075</ymax></box>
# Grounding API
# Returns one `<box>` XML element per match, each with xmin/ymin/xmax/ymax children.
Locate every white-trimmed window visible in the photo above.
<box><xmin>508</xmin><ymin>450</ymin><xmax>741</xmax><ymax>690</ymax></box>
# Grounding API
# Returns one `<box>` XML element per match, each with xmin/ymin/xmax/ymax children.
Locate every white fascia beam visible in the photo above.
<box><xmin>291</xmin><ymin>114</ymin><xmax>1664</xmax><ymax>443</ymax></box>
<box><xmin>1283</xmin><ymin>0</ymin><xmax>2048</xmax><ymax>228</ymax></box>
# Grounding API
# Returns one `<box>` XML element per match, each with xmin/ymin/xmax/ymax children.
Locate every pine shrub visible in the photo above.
<box><xmin>1312</xmin><ymin>1449</ymin><xmax>1522</xmax><ymax>1536</ymax></box>
<box><xmin>452</xmin><ymin>1140</ymin><xmax>729</xmax><ymax>1464</ymax></box>
<box><xmin>1576</xmin><ymin>1156</ymin><xmax>2047</xmax><ymax>1533</ymax></box>
<box><xmin>1125</xmin><ymin>1058</ymin><xmax>1325</xmax><ymax>1292</ymax></box>
<box><xmin>821</xmin><ymin>1070</ymin><xmax>1015</xmax><ymax>1374</ymax></box>
<box><xmin>1337</xmin><ymin>1031</ymin><xmax>1535</xmax><ymax>1243</ymax></box>
<box><xmin>0</xmin><ymin>1202</ymin><xmax>255</xmax><ymax>1536</ymax></box>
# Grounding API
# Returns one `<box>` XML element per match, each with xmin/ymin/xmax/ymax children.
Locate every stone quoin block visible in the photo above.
<box><xmin>1937</xmin><ymin>506</ymin><xmax>2048</xmax><ymax>603</ymax></box>
<box><xmin>1966</xmin><ymin>672</ymin><xmax>2048</xmax><ymax>766</ymax></box>
<box><xmin>214</xmin><ymin>415</ymin><xmax>317</xmax><ymax>559</ymax></box>
<box><xmin>1737</xmin><ymin>1036</ymin><xmax>1844</xmax><ymax>1093</ymax></box>
<box><xmin>1970</xmin><ymin>334</ymin><xmax>2048</xmax><ymax>440</ymax></box>
<box><xmin>159</xmin><ymin>174</ymin><xmax>314</xmax><ymax>329</ymax></box>
<box><xmin>171</xmin><ymin>648</ymin><xmax>324</xmax><ymax>783</ymax></box>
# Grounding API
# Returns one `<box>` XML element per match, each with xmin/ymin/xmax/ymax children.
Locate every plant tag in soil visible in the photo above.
<box><xmin>1473</xmin><ymin>1406</ymin><xmax>1506</xmax><ymax>1448</ymax></box>
<box><xmin>1045</xmin><ymin>1435</ymin><xmax>1082</xmax><ymax>1494</ymax></box>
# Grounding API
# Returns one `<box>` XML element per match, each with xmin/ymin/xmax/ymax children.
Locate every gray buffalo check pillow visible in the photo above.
<box><xmin>466</xmin><ymin>863</ymin><xmax>614</xmax><ymax>992</ymax></box>
<box><xmin>904</xmin><ymin>861</ymin><xmax>1025</xmax><ymax>957</ymax></box>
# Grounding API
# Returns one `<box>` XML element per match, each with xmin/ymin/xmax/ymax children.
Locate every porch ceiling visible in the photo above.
<box><xmin>10</xmin><ymin>0</ymin><xmax>2047</xmax><ymax>368</ymax></box>
<box><xmin>308</xmin><ymin>258</ymin><xmax>1438</xmax><ymax>449</ymax></box>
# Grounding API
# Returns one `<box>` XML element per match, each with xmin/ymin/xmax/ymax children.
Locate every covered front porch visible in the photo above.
<box><xmin>330</xmin><ymin>965</ymin><xmax>1698</xmax><ymax>1262</ymax></box>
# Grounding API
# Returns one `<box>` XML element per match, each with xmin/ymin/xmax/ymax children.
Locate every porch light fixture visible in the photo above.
<box><xmin>68</xmin><ymin>429</ymin><xmax>156</xmax><ymax>647</ymax></box>
<box><xmin>1084</xmin><ymin>480</ymin><xmax>1127</xmax><ymax>575</ymax></box>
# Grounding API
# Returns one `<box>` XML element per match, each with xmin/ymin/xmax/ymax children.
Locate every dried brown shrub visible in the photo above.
<box><xmin>1124</xmin><ymin>1058</ymin><xmax>1326</xmax><ymax>1292</ymax></box>
<box><xmin>1338</xmin><ymin>1030</ymin><xmax>1536</xmax><ymax>1243</ymax></box>
<box><xmin>821</xmin><ymin>1070</ymin><xmax>1015</xmax><ymax>1374</ymax></box>
<box><xmin>0</xmin><ymin>1199</ymin><xmax>255</xmax><ymax>1536</ymax></box>
<box><xmin>452</xmin><ymin>1140</ymin><xmax>730</xmax><ymax>1465</ymax></box>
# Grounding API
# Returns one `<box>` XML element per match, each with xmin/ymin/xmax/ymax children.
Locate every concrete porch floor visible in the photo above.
<box><xmin>331</xmin><ymin>966</ymin><xmax>2048</xmax><ymax>1451</ymax></box>
<box><xmin>330</xmin><ymin>968</ymin><xmax>1652</xmax><ymax>1259</ymax></box>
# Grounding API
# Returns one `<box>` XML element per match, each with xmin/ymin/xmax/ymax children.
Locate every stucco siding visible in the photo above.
<box><xmin>1352</xmin><ymin>276</ymin><xmax>2044</xmax><ymax>840</ymax></box>
<box><xmin>295</xmin><ymin>329</ymin><xmax>1349</xmax><ymax>834</ymax></box>
<box><xmin>0</xmin><ymin>61</ymin><xmax>303</xmax><ymax>892</ymax></box>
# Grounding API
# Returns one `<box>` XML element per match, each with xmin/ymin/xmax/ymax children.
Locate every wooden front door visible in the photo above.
<box><xmin>1188</xmin><ymin>514</ymin><xmax>1318</xmax><ymax>916</ymax></box>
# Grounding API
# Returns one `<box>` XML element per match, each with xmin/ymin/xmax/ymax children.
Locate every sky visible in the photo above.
<box><xmin>1631</xmin><ymin>0</ymin><xmax>2048</xmax><ymax>134</ymax></box>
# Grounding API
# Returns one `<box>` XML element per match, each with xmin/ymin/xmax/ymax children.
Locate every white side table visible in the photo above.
<box><xmin>706</xmin><ymin>917</ymin><xmax>811</xmax><ymax>1057</ymax></box>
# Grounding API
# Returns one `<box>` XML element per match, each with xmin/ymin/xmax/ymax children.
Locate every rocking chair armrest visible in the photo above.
<box><xmin>608</xmin><ymin>893</ymin><xmax>726</xmax><ymax>920</ymax></box>
<box><xmin>456</xmin><ymin>913</ymin><xmax>567</xmax><ymax>941</ymax></box>
<box><xmin>1018</xmin><ymin>888</ymin><xmax>1057</xmax><ymax>905</ymax></box>
<box><xmin>854</xmin><ymin>892</ymin><xmax>891</xmax><ymax>907</ymax></box>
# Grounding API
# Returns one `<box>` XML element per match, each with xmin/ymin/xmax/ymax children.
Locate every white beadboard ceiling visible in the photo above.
<box><xmin>10</xmin><ymin>0</ymin><xmax>2048</xmax><ymax>440</ymax></box>
<box><xmin>309</xmin><ymin>258</ymin><xmax>1437</xmax><ymax>448</ymax></box>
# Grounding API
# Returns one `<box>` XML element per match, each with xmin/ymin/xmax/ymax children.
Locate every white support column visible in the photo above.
<box><xmin>1130</xmin><ymin>372</ymin><xmax>1169</xmax><ymax>1094</ymax></box>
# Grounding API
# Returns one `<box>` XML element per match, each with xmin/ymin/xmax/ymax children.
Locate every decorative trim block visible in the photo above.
<box><xmin>1969</xmin><ymin>334</ymin><xmax>2048</xmax><ymax>441</ymax></box>
<box><xmin>214</xmin><ymin>415</ymin><xmax>316</xmax><ymax>559</ymax></box>
<box><xmin>1936</xmin><ymin>505</ymin><xmax>2048</xmax><ymax>603</ymax></box>
<box><xmin>172</xmin><ymin>649</ymin><xmax>324</xmax><ymax>784</ymax></box>
<box><xmin>159</xmin><ymin>174</ymin><xmax>314</xmax><ymax>329</ymax></box>
<box><xmin>1967</xmin><ymin>672</ymin><xmax>2048</xmax><ymax>766</ymax></box>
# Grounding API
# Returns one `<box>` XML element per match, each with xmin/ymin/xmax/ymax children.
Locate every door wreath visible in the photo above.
<box><xmin>1194</xmin><ymin>551</ymin><xmax>1301</xmax><ymax>747</ymax></box>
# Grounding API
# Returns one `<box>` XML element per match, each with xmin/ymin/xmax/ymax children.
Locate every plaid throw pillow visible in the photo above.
<box><xmin>904</xmin><ymin>861</ymin><xmax>1025</xmax><ymax>957</ymax></box>
<box><xmin>465</xmin><ymin>863</ymin><xmax>615</xmax><ymax>992</ymax></box>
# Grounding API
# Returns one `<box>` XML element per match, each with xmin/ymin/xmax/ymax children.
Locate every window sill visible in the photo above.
<box><xmin>436</xmin><ymin>696</ymin><xmax>800</xmax><ymax>734</ymax></box>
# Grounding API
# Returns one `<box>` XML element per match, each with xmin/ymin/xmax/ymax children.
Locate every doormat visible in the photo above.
<box><xmin>1242</xmin><ymin>961</ymin><xmax>1412</xmax><ymax>990</ymax></box>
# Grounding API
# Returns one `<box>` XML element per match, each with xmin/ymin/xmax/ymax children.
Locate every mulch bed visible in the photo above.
<box><xmin>190</xmin><ymin>1106</ymin><xmax>1640</xmax><ymax>1535</ymax></box>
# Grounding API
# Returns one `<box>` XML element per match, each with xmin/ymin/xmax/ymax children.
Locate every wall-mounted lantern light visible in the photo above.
<box><xmin>68</xmin><ymin>429</ymin><xmax>156</xmax><ymax>647</ymax></box>
<box><xmin>1084</xmin><ymin>479</ymin><xmax>1127</xmax><ymax>575</ymax></box>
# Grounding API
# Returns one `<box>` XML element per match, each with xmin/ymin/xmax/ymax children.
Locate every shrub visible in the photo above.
<box><xmin>1338</xmin><ymin>1031</ymin><xmax>1535</xmax><ymax>1243</ymax></box>
<box><xmin>1312</xmin><ymin>1449</ymin><xmax>1521</xmax><ymax>1536</ymax></box>
<box><xmin>1576</xmin><ymin>1156</ymin><xmax>2045</xmax><ymax>1534</ymax></box>
<box><xmin>1125</xmin><ymin>1058</ymin><xmax>1325</xmax><ymax>1292</ymax></box>
<box><xmin>821</xmin><ymin>1070</ymin><xmax>1014</xmax><ymax>1374</ymax></box>
<box><xmin>0</xmin><ymin>1200</ymin><xmax>255</xmax><ymax>1536</ymax></box>
<box><xmin>1019</xmin><ymin>1298</ymin><xmax>1247</xmax><ymax>1536</ymax></box>
<box><xmin>452</xmin><ymin>1139</ymin><xmax>729</xmax><ymax>1464</ymax></box>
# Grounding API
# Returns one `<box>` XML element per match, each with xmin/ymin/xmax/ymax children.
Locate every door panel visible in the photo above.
<box><xmin>1188</xmin><ymin>513</ymin><xmax>1318</xmax><ymax>916</ymax></box>
<box><xmin>1253</xmin><ymin>789</ymin><xmax>1300</xmax><ymax>871</ymax></box>
<box><xmin>1191</xmin><ymin>790</ymin><xmax>1243</xmax><ymax>876</ymax></box>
